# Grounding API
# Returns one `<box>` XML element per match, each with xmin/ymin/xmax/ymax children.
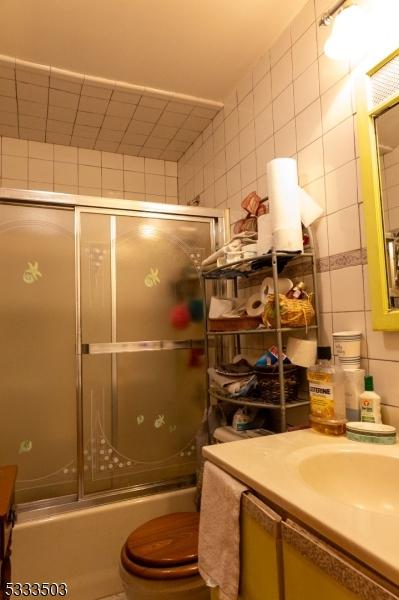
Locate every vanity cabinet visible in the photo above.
<box><xmin>239</xmin><ymin>493</ymin><xmax>283</xmax><ymax>600</ymax></box>
<box><xmin>209</xmin><ymin>497</ymin><xmax>399</xmax><ymax>600</ymax></box>
<box><xmin>282</xmin><ymin>520</ymin><xmax>398</xmax><ymax>600</ymax></box>
<box><xmin>210</xmin><ymin>492</ymin><xmax>283</xmax><ymax>600</ymax></box>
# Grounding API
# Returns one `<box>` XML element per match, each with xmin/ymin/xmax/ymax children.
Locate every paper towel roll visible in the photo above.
<box><xmin>273</xmin><ymin>227</ymin><xmax>303</xmax><ymax>252</ymax></box>
<box><xmin>257</xmin><ymin>214</ymin><xmax>272</xmax><ymax>254</ymax></box>
<box><xmin>267</xmin><ymin>158</ymin><xmax>303</xmax><ymax>252</ymax></box>
<box><xmin>299</xmin><ymin>187</ymin><xmax>324</xmax><ymax>227</ymax></box>
<box><xmin>246</xmin><ymin>292</ymin><xmax>265</xmax><ymax>316</ymax></box>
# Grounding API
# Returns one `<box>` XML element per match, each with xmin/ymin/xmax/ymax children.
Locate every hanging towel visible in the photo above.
<box><xmin>198</xmin><ymin>461</ymin><xmax>248</xmax><ymax>600</ymax></box>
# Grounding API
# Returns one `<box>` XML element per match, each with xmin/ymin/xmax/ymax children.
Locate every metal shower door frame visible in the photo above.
<box><xmin>75</xmin><ymin>204</ymin><xmax>222</xmax><ymax>501</ymax></box>
<box><xmin>0</xmin><ymin>187</ymin><xmax>228</xmax><ymax>517</ymax></box>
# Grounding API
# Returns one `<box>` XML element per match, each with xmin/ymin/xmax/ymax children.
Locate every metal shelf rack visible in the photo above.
<box><xmin>202</xmin><ymin>242</ymin><xmax>320</xmax><ymax>433</ymax></box>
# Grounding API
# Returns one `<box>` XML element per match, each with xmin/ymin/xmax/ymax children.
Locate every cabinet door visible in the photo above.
<box><xmin>239</xmin><ymin>493</ymin><xmax>283</xmax><ymax>600</ymax></box>
<box><xmin>282</xmin><ymin>520</ymin><xmax>399</xmax><ymax>600</ymax></box>
<box><xmin>210</xmin><ymin>493</ymin><xmax>283</xmax><ymax>600</ymax></box>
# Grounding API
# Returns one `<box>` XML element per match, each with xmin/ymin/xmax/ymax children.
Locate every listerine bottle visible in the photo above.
<box><xmin>308</xmin><ymin>346</ymin><xmax>346</xmax><ymax>435</ymax></box>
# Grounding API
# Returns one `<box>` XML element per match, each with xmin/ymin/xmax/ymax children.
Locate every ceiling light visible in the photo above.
<box><xmin>320</xmin><ymin>3</ymin><xmax>368</xmax><ymax>61</ymax></box>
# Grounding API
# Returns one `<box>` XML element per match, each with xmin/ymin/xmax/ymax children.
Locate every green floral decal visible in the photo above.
<box><xmin>23</xmin><ymin>261</ymin><xmax>42</xmax><ymax>284</ymax></box>
<box><xmin>154</xmin><ymin>414</ymin><xmax>165</xmax><ymax>428</ymax></box>
<box><xmin>144</xmin><ymin>267</ymin><xmax>160</xmax><ymax>287</ymax></box>
<box><xmin>19</xmin><ymin>440</ymin><xmax>32</xmax><ymax>454</ymax></box>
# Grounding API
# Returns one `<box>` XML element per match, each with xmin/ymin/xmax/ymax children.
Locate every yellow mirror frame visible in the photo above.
<box><xmin>357</xmin><ymin>47</ymin><xmax>399</xmax><ymax>331</ymax></box>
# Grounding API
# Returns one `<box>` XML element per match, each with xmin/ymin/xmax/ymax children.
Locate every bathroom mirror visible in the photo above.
<box><xmin>357</xmin><ymin>47</ymin><xmax>399</xmax><ymax>330</ymax></box>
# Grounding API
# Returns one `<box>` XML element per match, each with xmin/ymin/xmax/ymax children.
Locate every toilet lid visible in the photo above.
<box><xmin>125</xmin><ymin>512</ymin><xmax>200</xmax><ymax>567</ymax></box>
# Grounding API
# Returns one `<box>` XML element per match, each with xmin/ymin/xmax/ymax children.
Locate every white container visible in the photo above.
<box><xmin>346</xmin><ymin>422</ymin><xmax>396</xmax><ymax>444</ymax></box>
<box><xmin>343</xmin><ymin>369</ymin><xmax>365</xmax><ymax>421</ymax></box>
<box><xmin>332</xmin><ymin>330</ymin><xmax>362</xmax><ymax>369</ymax></box>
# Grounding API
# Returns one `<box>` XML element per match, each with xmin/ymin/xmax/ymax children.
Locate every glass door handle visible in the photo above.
<box><xmin>81</xmin><ymin>339</ymin><xmax>204</xmax><ymax>354</ymax></box>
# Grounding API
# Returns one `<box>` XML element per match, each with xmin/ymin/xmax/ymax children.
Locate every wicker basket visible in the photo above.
<box><xmin>255</xmin><ymin>364</ymin><xmax>299</xmax><ymax>404</ymax></box>
<box><xmin>262</xmin><ymin>293</ymin><xmax>315</xmax><ymax>329</ymax></box>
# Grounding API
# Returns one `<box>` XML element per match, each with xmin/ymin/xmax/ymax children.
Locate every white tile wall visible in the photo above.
<box><xmin>177</xmin><ymin>0</ymin><xmax>399</xmax><ymax>424</ymax></box>
<box><xmin>0</xmin><ymin>137</ymin><xmax>178</xmax><ymax>203</ymax></box>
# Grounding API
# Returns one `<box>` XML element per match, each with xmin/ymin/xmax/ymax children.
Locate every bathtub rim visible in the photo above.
<box><xmin>16</xmin><ymin>475</ymin><xmax>196</xmax><ymax>523</ymax></box>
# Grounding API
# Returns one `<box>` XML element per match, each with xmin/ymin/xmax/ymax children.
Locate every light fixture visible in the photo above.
<box><xmin>140</xmin><ymin>224</ymin><xmax>156</xmax><ymax>238</ymax></box>
<box><xmin>320</xmin><ymin>2</ymin><xmax>368</xmax><ymax>61</ymax></box>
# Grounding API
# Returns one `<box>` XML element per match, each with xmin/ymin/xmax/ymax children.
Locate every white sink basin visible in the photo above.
<box><xmin>204</xmin><ymin>430</ymin><xmax>399</xmax><ymax>586</ymax></box>
<box><xmin>298</xmin><ymin>450</ymin><xmax>399</xmax><ymax>513</ymax></box>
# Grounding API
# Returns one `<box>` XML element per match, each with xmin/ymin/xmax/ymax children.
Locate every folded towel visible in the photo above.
<box><xmin>198</xmin><ymin>461</ymin><xmax>248</xmax><ymax>600</ymax></box>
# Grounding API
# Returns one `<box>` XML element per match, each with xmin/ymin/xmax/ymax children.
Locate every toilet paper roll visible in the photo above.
<box><xmin>246</xmin><ymin>292</ymin><xmax>265</xmax><ymax>317</ymax></box>
<box><xmin>299</xmin><ymin>187</ymin><xmax>324</xmax><ymax>227</ymax></box>
<box><xmin>260</xmin><ymin>277</ymin><xmax>272</xmax><ymax>302</ymax></box>
<box><xmin>257</xmin><ymin>214</ymin><xmax>272</xmax><ymax>255</ymax></box>
<box><xmin>260</xmin><ymin>277</ymin><xmax>293</xmax><ymax>302</ymax></box>
<box><xmin>286</xmin><ymin>337</ymin><xmax>317</xmax><ymax>368</ymax></box>
<box><xmin>267</xmin><ymin>158</ymin><xmax>303</xmax><ymax>252</ymax></box>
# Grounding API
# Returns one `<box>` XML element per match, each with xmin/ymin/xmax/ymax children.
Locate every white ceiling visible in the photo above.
<box><xmin>0</xmin><ymin>57</ymin><xmax>221</xmax><ymax>160</ymax></box>
<box><xmin>0</xmin><ymin>0</ymin><xmax>308</xmax><ymax>102</ymax></box>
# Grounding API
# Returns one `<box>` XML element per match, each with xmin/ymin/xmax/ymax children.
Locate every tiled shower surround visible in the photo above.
<box><xmin>0</xmin><ymin>136</ymin><xmax>177</xmax><ymax>202</ymax></box>
<box><xmin>177</xmin><ymin>0</ymin><xmax>399</xmax><ymax>427</ymax></box>
<box><xmin>1</xmin><ymin>0</ymin><xmax>399</xmax><ymax>426</ymax></box>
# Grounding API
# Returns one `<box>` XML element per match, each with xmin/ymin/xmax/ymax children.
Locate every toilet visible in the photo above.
<box><xmin>120</xmin><ymin>511</ymin><xmax>209</xmax><ymax>600</ymax></box>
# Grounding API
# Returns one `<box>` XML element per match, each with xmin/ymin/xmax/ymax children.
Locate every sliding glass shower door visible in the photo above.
<box><xmin>79</xmin><ymin>209</ymin><xmax>211</xmax><ymax>496</ymax></box>
<box><xmin>0</xmin><ymin>198</ymin><xmax>215</xmax><ymax>506</ymax></box>
<box><xmin>0</xmin><ymin>203</ymin><xmax>77</xmax><ymax>503</ymax></box>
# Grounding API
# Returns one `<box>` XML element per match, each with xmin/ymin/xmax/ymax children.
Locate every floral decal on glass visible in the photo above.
<box><xmin>23</xmin><ymin>261</ymin><xmax>42</xmax><ymax>284</ymax></box>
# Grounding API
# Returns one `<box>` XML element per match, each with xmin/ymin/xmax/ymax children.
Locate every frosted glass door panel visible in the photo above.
<box><xmin>80</xmin><ymin>212</ymin><xmax>112</xmax><ymax>344</ymax></box>
<box><xmin>82</xmin><ymin>354</ymin><xmax>114</xmax><ymax>495</ymax></box>
<box><xmin>116</xmin><ymin>216</ymin><xmax>209</xmax><ymax>341</ymax></box>
<box><xmin>80</xmin><ymin>211</ymin><xmax>211</xmax><ymax>495</ymax></box>
<box><xmin>82</xmin><ymin>350</ymin><xmax>204</xmax><ymax>493</ymax></box>
<box><xmin>0</xmin><ymin>204</ymin><xmax>77</xmax><ymax>503</ymax></box>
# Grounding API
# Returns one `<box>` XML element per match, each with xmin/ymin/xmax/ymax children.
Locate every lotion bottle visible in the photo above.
<box><xmin>360</xmin><ymin>376</ymin><xmax>382</xmax><ymax>424</ymax></box>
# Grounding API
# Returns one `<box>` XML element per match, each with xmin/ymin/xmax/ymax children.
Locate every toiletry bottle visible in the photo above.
<box><xmin>343</xmin><ymin>369</ymin><xmax>365</xmax><ymax>421</ymax></box>
<box><xmin>360</xmin><ymin>375</ymin><xmax>382</xmax><ymax>424</ymax></box>
<box><xmin>308</xmin><ymin>346</ymin><xmax>346</xmax><ymax>435</ymax></box>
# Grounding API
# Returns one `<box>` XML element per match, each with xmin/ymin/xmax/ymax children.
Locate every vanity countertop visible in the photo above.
<box><xmin>203</xmin><ymin>429</ymin><xmax>399</xmax><ymax>587</ymax></box>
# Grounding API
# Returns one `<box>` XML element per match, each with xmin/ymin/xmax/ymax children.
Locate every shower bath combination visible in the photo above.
<box><xmin>0</xmin><ymin>188</ymin><xmax>227</xmax><ymax>516</ymax></box>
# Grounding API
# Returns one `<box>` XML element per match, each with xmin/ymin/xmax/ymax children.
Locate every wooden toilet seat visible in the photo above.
<box><xmin>121</xmin><ymin>512</ymin><xmax>200</xmax><ymax>580</ymax></box>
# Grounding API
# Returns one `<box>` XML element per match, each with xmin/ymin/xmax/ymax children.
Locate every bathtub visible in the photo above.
<box><xmin>12</xmin><ymin>487</ymin><xmax>197</xmax><ymax>600</ymax></box>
